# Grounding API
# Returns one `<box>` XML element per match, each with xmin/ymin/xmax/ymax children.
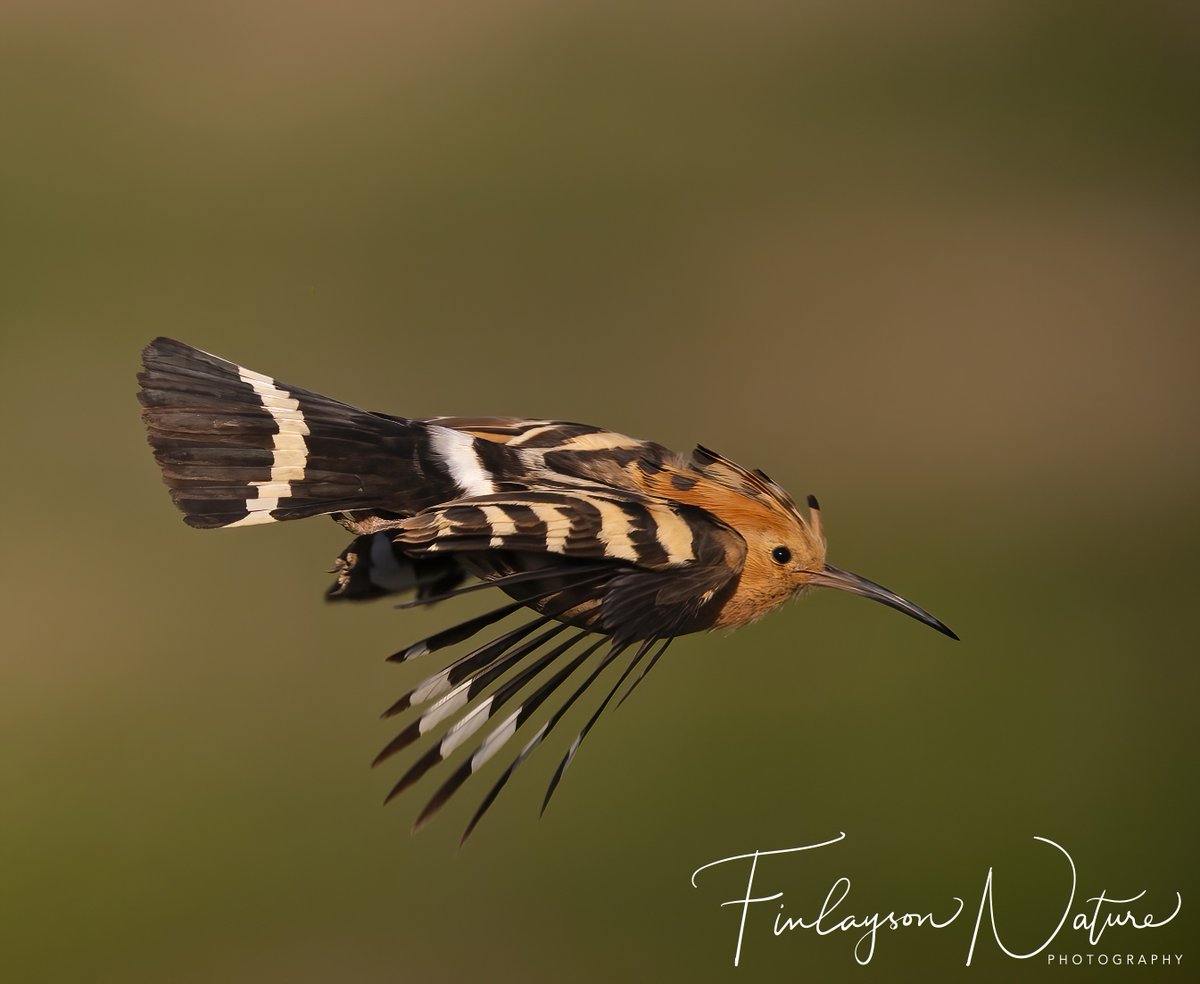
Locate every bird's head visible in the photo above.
<box><xmin>681</xmin><ymin>447</ymin><xmax>956</xmax><ymax>639</ymax></box>
<box><xmin>752</xmin><ymin>494</ymin><xmax>958</xmax><ymax>639</ymax></box>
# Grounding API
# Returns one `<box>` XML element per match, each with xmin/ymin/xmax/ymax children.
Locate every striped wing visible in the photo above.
<box><xmin>394</xmin><ymin>487</ymin><xmax>747</xmax><ymax>641</ymax></box>
<box><xmin>397</xmin><ymin>489</ymin><xmax>703</xmax><ymax>567</ymax></box>
<box><xmin>377</xmin><ymin>591</ymin><xmax>691</xmax><ymax>839</ymax></box>
<box><xmin>372</xmin><ymin>487</ymin><xmax>747</xmax><ymax>835</ymax></box>
<box><xmin>420</xmin><ymin>416</ymin><xmax>618</xmax><ymax>449</ymax></box>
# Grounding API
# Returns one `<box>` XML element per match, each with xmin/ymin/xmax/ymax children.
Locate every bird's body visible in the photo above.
<box><xmin>138</xmin><ymin>338</ymin><xmax>954</xmax><ymax>838</ymax></box>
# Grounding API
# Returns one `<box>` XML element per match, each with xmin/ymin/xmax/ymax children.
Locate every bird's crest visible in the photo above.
<box><xmin>690</xmin><ymin>444</ymin><xmax>809</xmax><ymax>529</ymax></box>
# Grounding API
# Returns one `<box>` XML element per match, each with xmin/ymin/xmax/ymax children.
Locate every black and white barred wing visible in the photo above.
<box><xmin>377</xmin><ymin>492</ymin><xmax>746</xmax><ymax>838</ymax></box>
<box><xmin>393</xmin><ymin>488</ymin><xmax>747</xmax><ymax>637</ymax></box>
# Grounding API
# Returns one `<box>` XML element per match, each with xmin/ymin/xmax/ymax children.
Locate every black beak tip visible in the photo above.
<box><xmin>933</xmin><ymin>620</ymin><xmax>960</xmax><ymax>642</ymax></box>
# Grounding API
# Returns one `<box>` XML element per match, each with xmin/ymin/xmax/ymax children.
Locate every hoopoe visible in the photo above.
<box><xmin>138</xmin><ymin>338</ymin><xmax>956</xmax><ymax>840</ymax></box>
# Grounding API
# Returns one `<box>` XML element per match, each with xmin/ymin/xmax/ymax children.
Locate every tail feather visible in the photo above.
<box><xmin>137</xmin><ymin>338</ymin><xmax>462</xmax><ymax>529</ymax></box>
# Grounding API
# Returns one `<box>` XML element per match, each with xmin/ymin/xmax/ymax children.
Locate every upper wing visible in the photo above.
<box><xmin>419</xmin><ymin>417</ymin><xmax>614</xmax><ymax>448</ymax></box>
<box><xmin>394</xmin><ymin>487</ymin><xmax>747</xmax><ymax>641</ymax></box>
<box><xmin>423</xmin><ymin>416</ymin><xmax>691</xmax><ymax>497</ymax></box>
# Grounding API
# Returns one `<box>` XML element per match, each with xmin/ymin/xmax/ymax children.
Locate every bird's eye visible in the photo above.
<box><xmin>771</xmin><ymin>546</ymin><xmax>792</xmax><ymax>565</ymax></box>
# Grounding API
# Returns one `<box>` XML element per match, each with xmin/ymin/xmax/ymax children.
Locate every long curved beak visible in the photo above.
<box><xmin>810</xmin><ymin>564</ymin><xmax>959</xmax><ymax>640</ymax></box>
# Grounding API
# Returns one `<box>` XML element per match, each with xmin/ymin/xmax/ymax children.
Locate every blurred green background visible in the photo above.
<box><xmin>3</xmin><ymin>1</ymin><xmax>1197</xmax><ymax>981</ymax></box>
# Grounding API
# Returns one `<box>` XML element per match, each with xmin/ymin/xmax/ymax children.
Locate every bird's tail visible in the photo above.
<box><xmin>137</xmin><ymin>337</ymin><xmax>456</xmax><ymax>530</ymax></box>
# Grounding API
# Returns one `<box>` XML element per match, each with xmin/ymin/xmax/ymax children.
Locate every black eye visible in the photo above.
<box><xmin>771</xmin><ymin>546</ymin><xmax>791</xmax><ymax>565</ymax></box>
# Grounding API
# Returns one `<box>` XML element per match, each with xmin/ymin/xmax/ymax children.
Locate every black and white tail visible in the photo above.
<box><xmin>137</xmin><ymin>338</ymin><xmax>466</xmax><ymax>530</ymax></box>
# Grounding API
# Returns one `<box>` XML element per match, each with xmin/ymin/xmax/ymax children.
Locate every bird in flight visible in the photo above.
<box><xmin>137</xmin><ymin>338</ymin><xmax>956</xmax><ymax>840</ymax></box>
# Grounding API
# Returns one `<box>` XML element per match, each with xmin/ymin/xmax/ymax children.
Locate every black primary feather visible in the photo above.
<box><xmin>460</xmin><ymin>637</ymin><xmax>632</xmax><ymax>843</ymax></box>
<box><xmin>416</xmin><ymin>636</ymin><xmax>617</xmax><ymax>833</ymax></box>
<box><xmin>539</xmin><ymin>638</ymin><xmax>659</xmax><ymax>816</ymax></box>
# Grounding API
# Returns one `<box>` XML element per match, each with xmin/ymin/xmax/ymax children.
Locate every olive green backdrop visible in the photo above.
<box><xmin>3</xmin><ymin>2</ymin><xmax>1197</xmax><ymax>981</ymax></box>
